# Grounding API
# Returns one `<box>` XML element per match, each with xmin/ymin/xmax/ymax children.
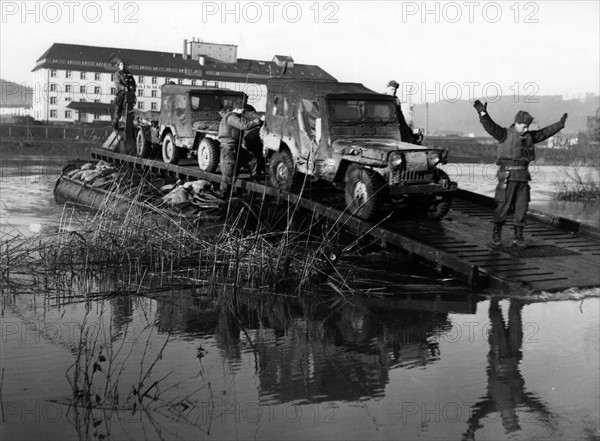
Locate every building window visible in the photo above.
<box><xmin>65</xmin><ymin>110</ymin><xmax>72</xmax><ymax>118</ymax></box>
<box><xmin>137</xmin><ymin>89</ymin><xmax>143</xmax><ymax>97</ymax></box>
<box><xmin>80</xmin><ymin>72</ymin><xmax>86</xmax><ymax>80</ymax></box>
<box><xmin>50</xmin><ymin>83</ymin><xmax>57</xmax><ymax>92</ymax></box>
<box><xmin>165</xmin><ymin>78</ymin><xmax>171</xmax><ymax>84</ymax></box>
<box><xmin>111</xmin><ymin>74</ymin><xmax>115</xmax><ymax>81</ymax></box>
<box><xmin>65</xmin><ymin>85</ymin><xmax>72</xmax><ymax>92</ymax></box>
<box><xmin>95</xmin><ymin>72</ymin><xmax>101</xmax><ymax>81</ymax></box>
<box><xmin>138</xmin><ymin>76</ymin><xmax>144</xmax><ymax>84</ymax></box>
<box><xmin>178</xmin><ymin>79</ymin><xmax>184</xmax><ymax>85</ymax></box>
<box><xmin>151</xmin><ymin>77</ymin><xmax>157</xmax><ymax>85</ymax></box>
<box><xmin>94</xmin><ymin>86</ymin><xmax>101</xmax><ymax>94</ymax></box>
<box><xmin>80</xmin><ymin>86</ymin><xmax>86</xmax><ymax>94</ymax></box>
<box><xmin>151</xmin><ymin>102</ymin><xmax>157</xmax><ymax>110</ymax></box>
<box><xmin>151</xmin><ymin>90</ymin><xmax>157</xmax><ymax>98</ymax></box>
<box><xmin>64</xmin><ymin>97</ymin><xmax>72</xmax><ymax>102</ymax></box>
<box><xmin>66</xmin><ymin>70</ymin><xmax>72</xmax><ymax>79</ymax></box>
<box><xmin>50</xmin><ymin>69</ymin><xmax>57</xmax><ymax>77</ymax></box>
<box><xmin>137</xmin><ymin>102</ymin><xmax>144</xmax><ymax>110</ymax></box>
<box><xmin>50</xmin><ymin>110</ymin><xmax>57</xmax><ymax>118</ymax></box>
<box><xmin>50</xmin><ymin>97</ymin><xmax>57</xmax><ymax>105</ymax></box>
<box><xmin>79</xmin><ymin>98</ymin><xmax>87</xmax><ymax>102</ymax></box>
<box><xmin>191</xmin><ymin>79</ymin><xmax>196</xmax><ymax>86</ymax></box>
<box><xmin>94</xmin><ymin>114</ymin><xmax>100</xmax><ymax>119</ymax></box>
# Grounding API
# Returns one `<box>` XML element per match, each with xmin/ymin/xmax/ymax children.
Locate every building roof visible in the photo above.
<box><xmin>33</xmin><ymin>43</ymin><xmax>336</xmax><ymax>83</ymax></box>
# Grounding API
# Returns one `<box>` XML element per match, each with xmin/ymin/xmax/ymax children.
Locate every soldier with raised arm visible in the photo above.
<box><xmin>473</xmin><ymin>100</ymin><xmax>567</xmax><ymax>247</ymax></box>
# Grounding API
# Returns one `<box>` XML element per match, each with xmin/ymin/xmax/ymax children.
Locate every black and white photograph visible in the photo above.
<box><xmin>1</xmin><ymin>1</ymin><xmax>599</xmax><ymax>440</ymax></box>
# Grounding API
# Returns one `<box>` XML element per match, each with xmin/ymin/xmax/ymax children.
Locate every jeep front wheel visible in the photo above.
<box><xmin>162</xmin><ymin>133</ymin><xmax>182</xmax><ymax>164</ymax></box>
<box><xmin>136</xmin><ymin>128</ymin><xmax>152</xmax><ymax>158</ymax></box>
<box><xmin>344</xmin><ymin>167</ymin><xmax>385</xmax><ymax>220</ymax></box>
<box><xmin>197</xmin><ymin>138</ymin><xmax>220</xmax><ymax>173</ymax></box>
<box><xmin>269</xmin><ymin>150</ymin><xmax>301</xmax><ymax>191</ymax></box>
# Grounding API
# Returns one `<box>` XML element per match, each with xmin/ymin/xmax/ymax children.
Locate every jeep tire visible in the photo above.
<box><xmin>197</xmin><ymin>138</ymin><xmax>220</xmax><ymax>173</ymax></box>
<box><xmin>269</xmin><ymin>150</ymin><xmax>301</xmax><ymax>191</ymax></box>
<box><xmin>136</xmin><ymin>128</ymin><xmax>152</xmax><ymax>159</ymax></box>
<box><xmin>162</xmin><ymin>133</ymin><xmax>182</xmax><ymax>165</ymax></box>
<box><xmin>344</xmin><ymin>167</ymin><xmax>385</xmax><ymax>221</ymax></box>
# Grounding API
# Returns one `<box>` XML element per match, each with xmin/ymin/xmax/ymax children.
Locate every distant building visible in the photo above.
<box><xmin>31</xmin><ymin>39</ymin><xmax>336</xmax><ymax>123</ymax></box>
<box><xmin>0</xmin><ymin>103</ymin><xmax>32</xmax><ymax>116</ymax></box>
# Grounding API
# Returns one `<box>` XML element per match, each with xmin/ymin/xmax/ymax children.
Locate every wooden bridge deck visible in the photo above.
<box><xmin>90</xmin><ymin>147</ymin><xmax>600</xmax><ymax>295</ymax></box>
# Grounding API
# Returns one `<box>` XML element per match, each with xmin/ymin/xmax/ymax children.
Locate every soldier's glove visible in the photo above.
<box><xmin>560</xmin><ymin>113</ymin><xmax>568</xmax><ymax>126</ymax></box>
<box><xmin>473</xmin><ymin>100</ymin><xmax>487</xmax><ymax>115</ymax></box>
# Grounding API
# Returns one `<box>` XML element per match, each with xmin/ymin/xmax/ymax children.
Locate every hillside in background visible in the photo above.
<box><xmin>412</xmin><ymin>95</ymin><xmax>599</xmax><ymax>137</ymax></box>
<box><xmin>0</xmin><ymin>79</ymin><xmax>32</xmax><ymax>106</ymax></box>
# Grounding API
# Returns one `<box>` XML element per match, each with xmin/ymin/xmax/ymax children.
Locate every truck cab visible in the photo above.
<box><xmin>260</xmin><ymin>78</ymin><xmax>457</xmax><ymax>220</ymax></box>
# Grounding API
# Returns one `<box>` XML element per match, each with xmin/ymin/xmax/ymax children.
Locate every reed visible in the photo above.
<box><xmin>554</xmin><ymin>164</ymin><xmax>600</xmax><ymax>202</ymax></box>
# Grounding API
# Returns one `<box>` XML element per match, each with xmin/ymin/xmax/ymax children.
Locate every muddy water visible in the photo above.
<box><xmin>1</xmin><ymin>158</ymin><xmax>599</xmax><ymax>440</ymax></box>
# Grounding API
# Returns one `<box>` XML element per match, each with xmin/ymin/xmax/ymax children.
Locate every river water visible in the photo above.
<box><xmin>1</xmin><ymin>157</ymin><xmax>599</xmax><ymax>441</ymax></box>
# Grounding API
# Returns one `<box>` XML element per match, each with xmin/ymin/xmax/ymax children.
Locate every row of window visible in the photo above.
<box><xmin>49</xmin><ymin>70</ymin><xmax>218</xmax><ymax>87</ymax></box>
<box><xmin>47</xmin><ymin>101</ymin><xmax>158</xmax><ymax>118</ymax></box>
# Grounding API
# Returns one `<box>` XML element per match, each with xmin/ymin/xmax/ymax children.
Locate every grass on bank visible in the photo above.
<box><xmin>554</xmin><ymin>165</ymin><xmax>600</xmax><ymax>202</ymax></box>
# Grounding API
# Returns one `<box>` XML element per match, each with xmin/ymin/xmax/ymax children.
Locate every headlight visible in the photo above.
<box><xmin>389</xmin><ymin>151</ymin><xmax>403</xmax><ymax>167</ymax></box>
<box><xmin>427</xmin><ymin>151</ymin><xmax>442</xmax><ymax>167</ymax></box>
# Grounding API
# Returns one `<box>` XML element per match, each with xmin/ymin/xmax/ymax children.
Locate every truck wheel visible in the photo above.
<box><xmin>423</xmin><ymin>195</ymin><xmax>452</xmax><ymax>220</ymax></box>
<box><xmin>136</xmin><ymin>128</ymin><xmax>152</xmax><ymax>158</ymax></box>
<box><xmin>344</xmin><ymin>167</ymin><xmax>385</xmax><ymax>220</ymax></box>
<box><xmin>269</xmin><ymin>150</ymin><xmax>301</xmax><ymax>191</ymax></box>
<box><xmin>162</xmin><ymin>133</ymin><xmax>181</xmax><ymax>164</ymax></box>
<box><xmin>197</xmin><ymin>138</ymin><xmax>220</xmax><ymax>173</ymax></box>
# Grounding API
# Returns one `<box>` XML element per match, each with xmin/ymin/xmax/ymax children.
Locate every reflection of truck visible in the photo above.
<box><xmin>260</xmin><ymin>78</ymin><xmax>457</xmax><ymax>220</ymax></box>
<box><xmin>134</xmin><ymin>84</ymin><xmax>247</xmax><ymax>172</ymax></box>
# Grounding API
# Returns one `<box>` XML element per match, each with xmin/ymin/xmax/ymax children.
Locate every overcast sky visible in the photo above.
<box><xmin>1</xmin><ymin>1</ymin><xmax>599</xmax><ymax>103</ymax></box>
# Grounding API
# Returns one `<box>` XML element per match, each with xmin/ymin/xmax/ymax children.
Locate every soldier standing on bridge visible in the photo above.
<box><xmin>112</xmin><ymin>60</ymin><xmax>137</xmax><ymax>130</ymax></box>
<box><xmin>216</xmin><ymin>104</ymin><xmax>263</xmax><ymax>198</ymax></box>
<box><xmin>474</xmin><ymin>100</ymin><xmax>568</xmax><ymax>247</ymax></box>
<box><xmin>386</xmin><ymin>80</ymin><xmax>421</xmax><ymax>144</ymax></box>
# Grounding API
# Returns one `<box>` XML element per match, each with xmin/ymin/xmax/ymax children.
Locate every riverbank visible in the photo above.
<box><xmin>0</xmin><ymin>138</ymin><xmax>97</xmax><ymax>158</ymax></box>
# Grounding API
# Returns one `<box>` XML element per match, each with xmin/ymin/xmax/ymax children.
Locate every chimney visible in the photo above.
<box><xmin>183</xmin><ymin>39</ymin><xmax>188</xmax><ymax>59</ymax></box>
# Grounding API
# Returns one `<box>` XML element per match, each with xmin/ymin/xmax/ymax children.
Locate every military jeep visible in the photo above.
<box><xmin>260</xmin><ymin>78</ymin><xmax>457</xmax><ymax>220</ymax></box>
<box><xmin>134</xmin><ymin>84</ymin><xmax>247</xmax><ymax>172</ymax></box>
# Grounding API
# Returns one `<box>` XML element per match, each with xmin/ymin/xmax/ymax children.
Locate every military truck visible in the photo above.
<box><xmin>134</xmin><ymin>84</ymin><xmax>247</xmax><ymax>172</ymax></box>
<box><xmin>260</xmin><ymin>78</ymin><xmax>457</xmax><ymax>220</ymax></box>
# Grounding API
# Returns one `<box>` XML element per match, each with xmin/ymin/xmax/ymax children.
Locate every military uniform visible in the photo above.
<box><xmin>217</xmin><ymin>109</ymin><xmax>262</xmax><ymax>196</ymax></box>
<box><xmin>113</xmin><ymin>67</ymin><xmax>137</xmax><ymax>129</ymax></box>
<box><xmin>475</xmin><ymin>103</ymin><xmax>566</xmax><ymax>246</ymax></box>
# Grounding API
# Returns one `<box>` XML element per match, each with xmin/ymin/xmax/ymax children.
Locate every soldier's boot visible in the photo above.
<box><xmin>513</xmin><ymin>226</ymin><xmax>526</xmax><ymax>247</ymax></box>
<box><xmin>491</xmin><ymin>223</ymin><xmax>502</xmax><ymax>247</ymax></box>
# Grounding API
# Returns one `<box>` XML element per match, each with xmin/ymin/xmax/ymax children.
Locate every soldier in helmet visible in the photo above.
<box><xmin>385</xmin><ymin>80</ymin><xmax>419</xmax><ymax>144</ymax></box>
<box><xmin>112</xmin><ymin>60</ymin><xmax>137</xmax><ymax>129</ymax></box>
<box><xmin>474</xmin><ymin>100</ymin><xmax>567</xmax><ymax>247</ymax></box>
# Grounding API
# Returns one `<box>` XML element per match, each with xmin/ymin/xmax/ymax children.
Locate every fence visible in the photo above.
<box><xmin>0</xmin><ymin>124</ymin><xmax>111</xmax><ymax>140</ymax></box>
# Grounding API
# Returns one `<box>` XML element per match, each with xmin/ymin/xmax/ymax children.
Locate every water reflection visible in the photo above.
<box><xmin>2</xmin><ymin>272</ymin><xmax>598</xmax><ymax>440</ymax></box>
<box><xmin>463</xmin><ymin>299</ymin><xmax>551</xmax><ymax>440</ymax></box>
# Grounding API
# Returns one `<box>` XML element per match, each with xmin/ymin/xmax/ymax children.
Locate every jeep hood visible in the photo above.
<box><xmin>332</xmin><ymin>138</ymin><xmax>428</xmax><ymax>155</ymax></box>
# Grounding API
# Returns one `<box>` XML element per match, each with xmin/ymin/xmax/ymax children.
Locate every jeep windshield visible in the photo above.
<box><xmin>190</xmin><ymin>93</ymin><xmax>245</xmax><ymax>112</ymax></box>
<box><xmin>327</xmin><ymin>99</ymin><xmax>397</xmax><ymax>124</ymax></box>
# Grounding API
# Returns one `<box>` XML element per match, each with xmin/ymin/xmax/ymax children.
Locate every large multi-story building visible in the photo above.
<box><xmin>31</xmin><ymin>39</ymin><xmax>336</xmax><ymax>123</ymax></box>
